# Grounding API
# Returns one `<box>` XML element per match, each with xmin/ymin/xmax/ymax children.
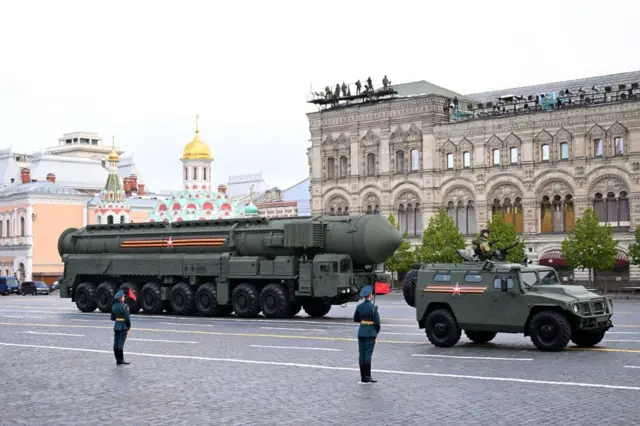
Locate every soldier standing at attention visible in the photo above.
<box><xmin>353</xmin><ymin>285</ymin><xmax>380</xmax><ymax>384</ymax></box>
<box><xmin>111</xmin><ymin>290</ymin><xmax>131</xmax><ymax>365</ymax></box>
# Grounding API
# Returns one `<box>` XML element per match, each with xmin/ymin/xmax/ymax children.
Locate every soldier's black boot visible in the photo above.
<box><xmin>119</xmin><ymin>350</ymin><xmax>130</xmax><ymax>365</ymax></box>
<box><xmin>364</xmin><ymin>363</ymin><xmax>377</xmax><ymax>383</ymax></box>
<box><xmin>114</xmin><ymin>349</ymin><xmax>120</xmax><ymax>364</ymax></box>
<box><xmin>359</xmin><ymin>362</ymin><xmax>366</xmax><ymax>383</ymax></box>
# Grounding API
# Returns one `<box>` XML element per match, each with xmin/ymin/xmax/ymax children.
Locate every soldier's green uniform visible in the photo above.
<box><xmin>473</xmin><ymin>229</ymin><xmax>492</xmax><ymax>260</ymax></box>
<box><xmin>111</xmin><ymin>290</ymin><xmax>131</xmax><ymax>365</ymax></box>
<box><xmin>353</xmin><ymin>285</ymin><xmax>380</xmax><ymax>384</ymax></box>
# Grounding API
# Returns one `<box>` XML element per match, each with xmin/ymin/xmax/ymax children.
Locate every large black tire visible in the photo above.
<box><xmin>119</xmin><ymin>282</ymin><xmax>141</xmax><ymax>314</ymax></box>
<box><xmin>231</xmin><ymin>283</ymin><xmax>261</xmax><ymax>318</ymax></box>
<box><xmin>170</xmin><ymin>282</ymin><xmax>196</xmax><ymax>315</ymax></box>
<box><xmin>464</xmin><ymin>330</ymin><xmax>497</xmax><ymax>344</ymax></box>
<box><xmin>425</xmin><ymin>309</ymin><xmax>461</xmax><ymax>347</ymax></box>
<box><xmin>571</xmin><ymin>329</ymin><xmax>606</xmax><ymax>347</ymax></box>
<box><xmin>303</xmin><ymin>299</ymin><xmax>332</xmax><ymax>318</ymax></box>
<box><xmin>96</xmin><ymin>282</ymin><xmax>118</xmax><ymax>313</ymax></box>
<box><xmin>528</xmin><ymin>311</ymin><xmax>572</xmax><ymax>352</ymax></box>
<box><xmin>403</xmin><ymin>269</ymin><xmax>418</xmax><ymax>307</ymax></box>
<box><xmin>140</xmin><ymin>282</ymin><xmax>163</xmax><ymax>314</ymax></box>
<box><xmin>74</xmin><ymin>282</ymin><xmax>98</xmax><ymax>313</ymax></box>
<box><xmin>287</xmin><ymin>302</ymin><xmax>302</xmax><ymax>318</ymax></box>
<box><xmin>195</xmin><ymin>283</ymin><xmax>233</xmax><ymax>317</ymax></box>
<box><xmin>259</xmin><ymin>283</ymin><xmax>290</xmax><ymax>318</ymax></box>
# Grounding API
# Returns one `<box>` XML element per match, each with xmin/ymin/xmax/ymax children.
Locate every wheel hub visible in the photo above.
<box><xmin>265</xmin><ymin>294</ymin><xmax>276</xmax><ymax>310</ymax></box>
<box><xmin>99</xmin><ymin>293</ymin><xmax>107</xmax><ymax>304</ymax></box>
<box><xmin>433</xmin><ymin>322</ymin><xmax>448</xmax><ymax>338</ymax></box>
<box><xmin>539</xmin><ymin>323</ymin><xmax>556</xmax><ymax>341</ymax></box>
<box><xmin>237</xmin><ymin>294</ymin><xmax>247</xmax><ymax>309</ymax></box>
<box><xmin>144</xmin><ymin>293</ymin><xmax>153</xmax><ymax>305</ymax></box>
<box><xmin>201</xmin><ymin>294</ymin><xmax>211</xmax><ymax>308</ymax></box>
<box><xmin>175</xmin><ymin>293</ymin><xmax>184</xmax><ymax>306</ymax></box>
<box><xmin>78</xmin><ymin>291</ymin><xmax>86</xmax><ymax>304</ymax></box>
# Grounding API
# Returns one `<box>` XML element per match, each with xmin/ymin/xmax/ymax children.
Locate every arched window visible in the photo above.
<box><xmin>594</xmin><ymin>139</ymin><xmax>603</xmax><ymax>157</ymax></box>
<box><xmin>410</xmin><ymin>149</ymin><xmax>420</xmax><ymax>171</ymax></box>
<box><xmin>492</xmin><ymin>198</ymin><xmax>523</xmax><ymax>233</ymax></box>
<box><xmin>560</xmin><ymin>143</ymin><xmax>569</xmax><ymax>160</ymax></box>
<box><xmin>446</xmin><ymin>153</ymin><xmax>454</xmax><ymax>169</ymax></box>
<box><xmin>593</xmin><ymin>191</ymin><xmax>630</xmax><ymax>227</ymax></box>
<box><xmin>510</xmin><ymin>147</ymin><xmax>518</xmax><ymax>164</ymax></box>
<box><xmin>492</xmin><ymin>149</ymin><xmax>500</xmax><ymax>166</ymax></box>
<box><xmin>541</xmin><ymin>144</ymin><xmax>550</xmax><ymax>162</ymax></box>
<box><xmin>540</xmin><ymin>194</ymin><xmax>574</xmax><ymax>233</ymax></box>
<box><xmin>463</xmin><ymin>152</ymin><xmax>471</xmax><ymax>168</ymax></box>
<box><xmin>20</xmin><ymin>217</ymin><xmax>25</xmax><ymax>236</ymax></box>
<box><xmin>339</xmin><ymin>156</ymin><xmax>348</xmax><ymax>178</ymax></box>
<box><xmin>398</xmin><ymin>203</ymin><xmax>422</xmax><ymax>237</ymax></box>
<box><xmin>396</xmin><ymin>151</ymin><xmax>404</xmax><ymax>173</ymax></box>
<box><xmin>447</xmin><ymin>200</ymin><xmax>477</xmax><ymax>235</ymax></box>
<box><xmin>5</xmin><ymin>220</ymin><xmax>9</xmax><ymax>237</ymax></box>
<box><xmin>366</xmin><ymin>153</ymin><xmax>376</xmax><ymax>176</ymax></box>
<box><xmin>96</xmin><ymin>216</ymin><xmax>102</xmax><ymax>224</ymax></box>
<box><xmin>107</xmin><ymin>215</ymin><xmax>114</xmax><ymax>224</ymax></box>
<box><xmin>365</xmin><ymin>204</ymin><xmax>380</xmax><ymax>215</ymax></box>
<box><xmin>120</xmin><ymin>215</ymin><xmax>125</xmax><ymax>223</ymax></box>
<box><xmin>614</xmin><ymin>137</ymin><xmax>624</xmax><ymax>156</ymax></box>
<box><xmin>327</xmin><ymin>157</ymin><xmax>335</xmax><ymax>179</ymax></box>
<box><xmin>203</xmin><ymin>167</ymin><xmax>207</xmax><ymax>181</ymax></box>
<box><xmin>192</xmin><ymin>167</ymin><xmax>197</xmax><ymax>180</ymax></box>
<box><xmin>184</xmin><ymin>167</ymin><xmax>188</xmax><ymax>180</ymax></box>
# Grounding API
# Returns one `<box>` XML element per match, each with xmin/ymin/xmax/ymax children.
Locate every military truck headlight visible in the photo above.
<box><xmin>572</xmin><ymin>304</ymin><xmax>580</xmax><ymax>314</ymax></box>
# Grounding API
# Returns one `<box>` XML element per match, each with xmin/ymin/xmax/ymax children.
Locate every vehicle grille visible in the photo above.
<box><xmin>351</xmin><ymin>275</ymin><xmax>371</xmax><ymax>289</ymax></box>
<box><xmin>579</xmin><ymin>299</ymin><xmax>608</xmax><ymax>316</ymax></box>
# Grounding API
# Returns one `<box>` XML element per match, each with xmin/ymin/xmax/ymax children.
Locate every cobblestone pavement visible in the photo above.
<box><xmin>1</xmin><ymin>293</ymin><xmax>640</xmax><ymax>425</ymax></box>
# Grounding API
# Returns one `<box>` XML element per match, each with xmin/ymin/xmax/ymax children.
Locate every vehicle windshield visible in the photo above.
<box><xmin>538</xmin><ymin>270</ymin><xmax>561</xmax><ymax>285</ymax></box>
<box><xmin>521</xmin><ymin>270</ymin><xmax>561</xmax><ymax>288</ymax></box>
<box><xmin>35</xmin><ymin>282</ymin><xmax>48</xmax><ymax>288</ymax></box>
<box><xmin>5</xmin><ymin>277</ymin><xmax>18</xmax><ymax>286</ymax></box>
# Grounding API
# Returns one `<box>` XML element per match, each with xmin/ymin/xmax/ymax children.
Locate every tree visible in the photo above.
<box><xmin>629</xmin><ymin>228</ymin><xmax>640</xmax><ymax>266</ymax></box>
<box><xmin>416</xmin><ymin>208</ymin><xmax>466</xmax><ymax>263</ymax></box>
<box><xmin>482</xmin><ymin>213</ymin><xmax>526</xmax><ymax>263</ymax></box>
<box><xmin>561</xmin><ymin>208</ymin><xmax>618</xmax><ymax>284</ymax></box>
<box><xmin>384</xmin><ymin>213</ymin><xmax>415</xmax><ymax>278</ymax></box>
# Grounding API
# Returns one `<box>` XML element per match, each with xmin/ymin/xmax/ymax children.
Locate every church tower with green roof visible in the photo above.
<box><xmin>95</xmin><ymin>136</ymin><xmax>131</xmax><ymax>224</ymax></box>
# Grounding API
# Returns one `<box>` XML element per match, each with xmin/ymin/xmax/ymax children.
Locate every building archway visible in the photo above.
<box><xmin>18</xmin><ymin>263</ymin><xmax>25</xmax><ymax>282</ymax></box>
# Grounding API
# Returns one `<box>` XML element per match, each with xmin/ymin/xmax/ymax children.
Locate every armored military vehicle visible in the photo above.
<box><xmin>403</xmin><ymin>247</ymin><xmax>614</xmax><ymax>352</ymax></box>
<box><xmin>58</xmin><ymin>214</ymin><xmax>402</xmax><ymax>319</ymax></box>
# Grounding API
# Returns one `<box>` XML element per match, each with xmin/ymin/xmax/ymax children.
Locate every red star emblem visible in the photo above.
<box><xmin>452</xmin><ymin>283</ymin><xmax>461</xmax><ymax>295</ymax></box>
<box><xmin>166</xmin><ymin>237</ymin><xmax>173</xmax><ymax>248</ymax></box>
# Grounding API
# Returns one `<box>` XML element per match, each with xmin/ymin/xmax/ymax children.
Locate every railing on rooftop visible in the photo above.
<box><xmin>446</xmin><ymin>83</ymin><xmax>640</xmax><ymax>123</ymax></box>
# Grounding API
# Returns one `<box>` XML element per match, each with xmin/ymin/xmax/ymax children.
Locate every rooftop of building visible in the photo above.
<box><xmin>308</xmin><ymin>70</ymin><xmax>640</xmax><ymax>117</ymax></box>
<box><xmin>0</xmin><ymin>181</ymin><xmax>84</xmax><ymax>197</ymax></box>
<box><xmin>464</xmin><ymin>70</ymin><xmax>640</xmax><ymax>103</ymax></box>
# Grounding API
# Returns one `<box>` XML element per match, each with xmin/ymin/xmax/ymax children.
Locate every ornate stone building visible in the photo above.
<box><xmin>307</xmin><ymin>71</ymin><xmax>640</xmax><ymax>283</ymax></box>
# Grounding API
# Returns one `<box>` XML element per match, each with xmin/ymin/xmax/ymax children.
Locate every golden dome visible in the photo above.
<box><xmin>181</xmin><ymin>115</ymin><xmax>213</xmax><ymax>161</ymax></box>
<box><xmin>108</xmin><ymin>136</ymin><xmax>120</xmax><ymax>162</ymax></box>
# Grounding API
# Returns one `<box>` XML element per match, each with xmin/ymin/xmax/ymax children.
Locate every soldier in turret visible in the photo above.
<box><xmin>353</xmin><ymin>285</ymin><xmax>380</xmax><ymax>384</ymax></box>
<box><xmin>111</xmin><ymin>290</ymin><xmax>132</xmax><ymax>365</ymax></box>
<box><xmin>473</xmin><ymin>228</ymin><xmax>492</xmax><ymax>260</ymax></box>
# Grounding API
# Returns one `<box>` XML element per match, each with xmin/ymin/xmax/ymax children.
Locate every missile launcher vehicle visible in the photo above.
<box><xmin>58</xmin><ymin>214</ymin><xmax>403</xmax><ymax>319</ymax></box>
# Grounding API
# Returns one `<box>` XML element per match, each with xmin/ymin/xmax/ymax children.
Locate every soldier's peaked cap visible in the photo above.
<box><xmin>360</xmin><ymin>285</ymin><xmax>373</xmax><ymax>297</ymax></box>
<box><xmin>114</xmin><ymin>290</ymin><xmax>125</xmax><ymax>300</ymax></box>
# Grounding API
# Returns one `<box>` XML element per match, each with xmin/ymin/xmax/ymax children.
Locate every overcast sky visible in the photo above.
<box><xmin>1</xmin><ymin>0</ymin><xmax>638</xmax><ymax>194</ymax></box>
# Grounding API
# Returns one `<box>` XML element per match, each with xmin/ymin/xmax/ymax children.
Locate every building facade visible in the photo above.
<box><xmin>307</xmin><ymin>71</ymin><xmax>640</xmax><ymax>283</ymax></box>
